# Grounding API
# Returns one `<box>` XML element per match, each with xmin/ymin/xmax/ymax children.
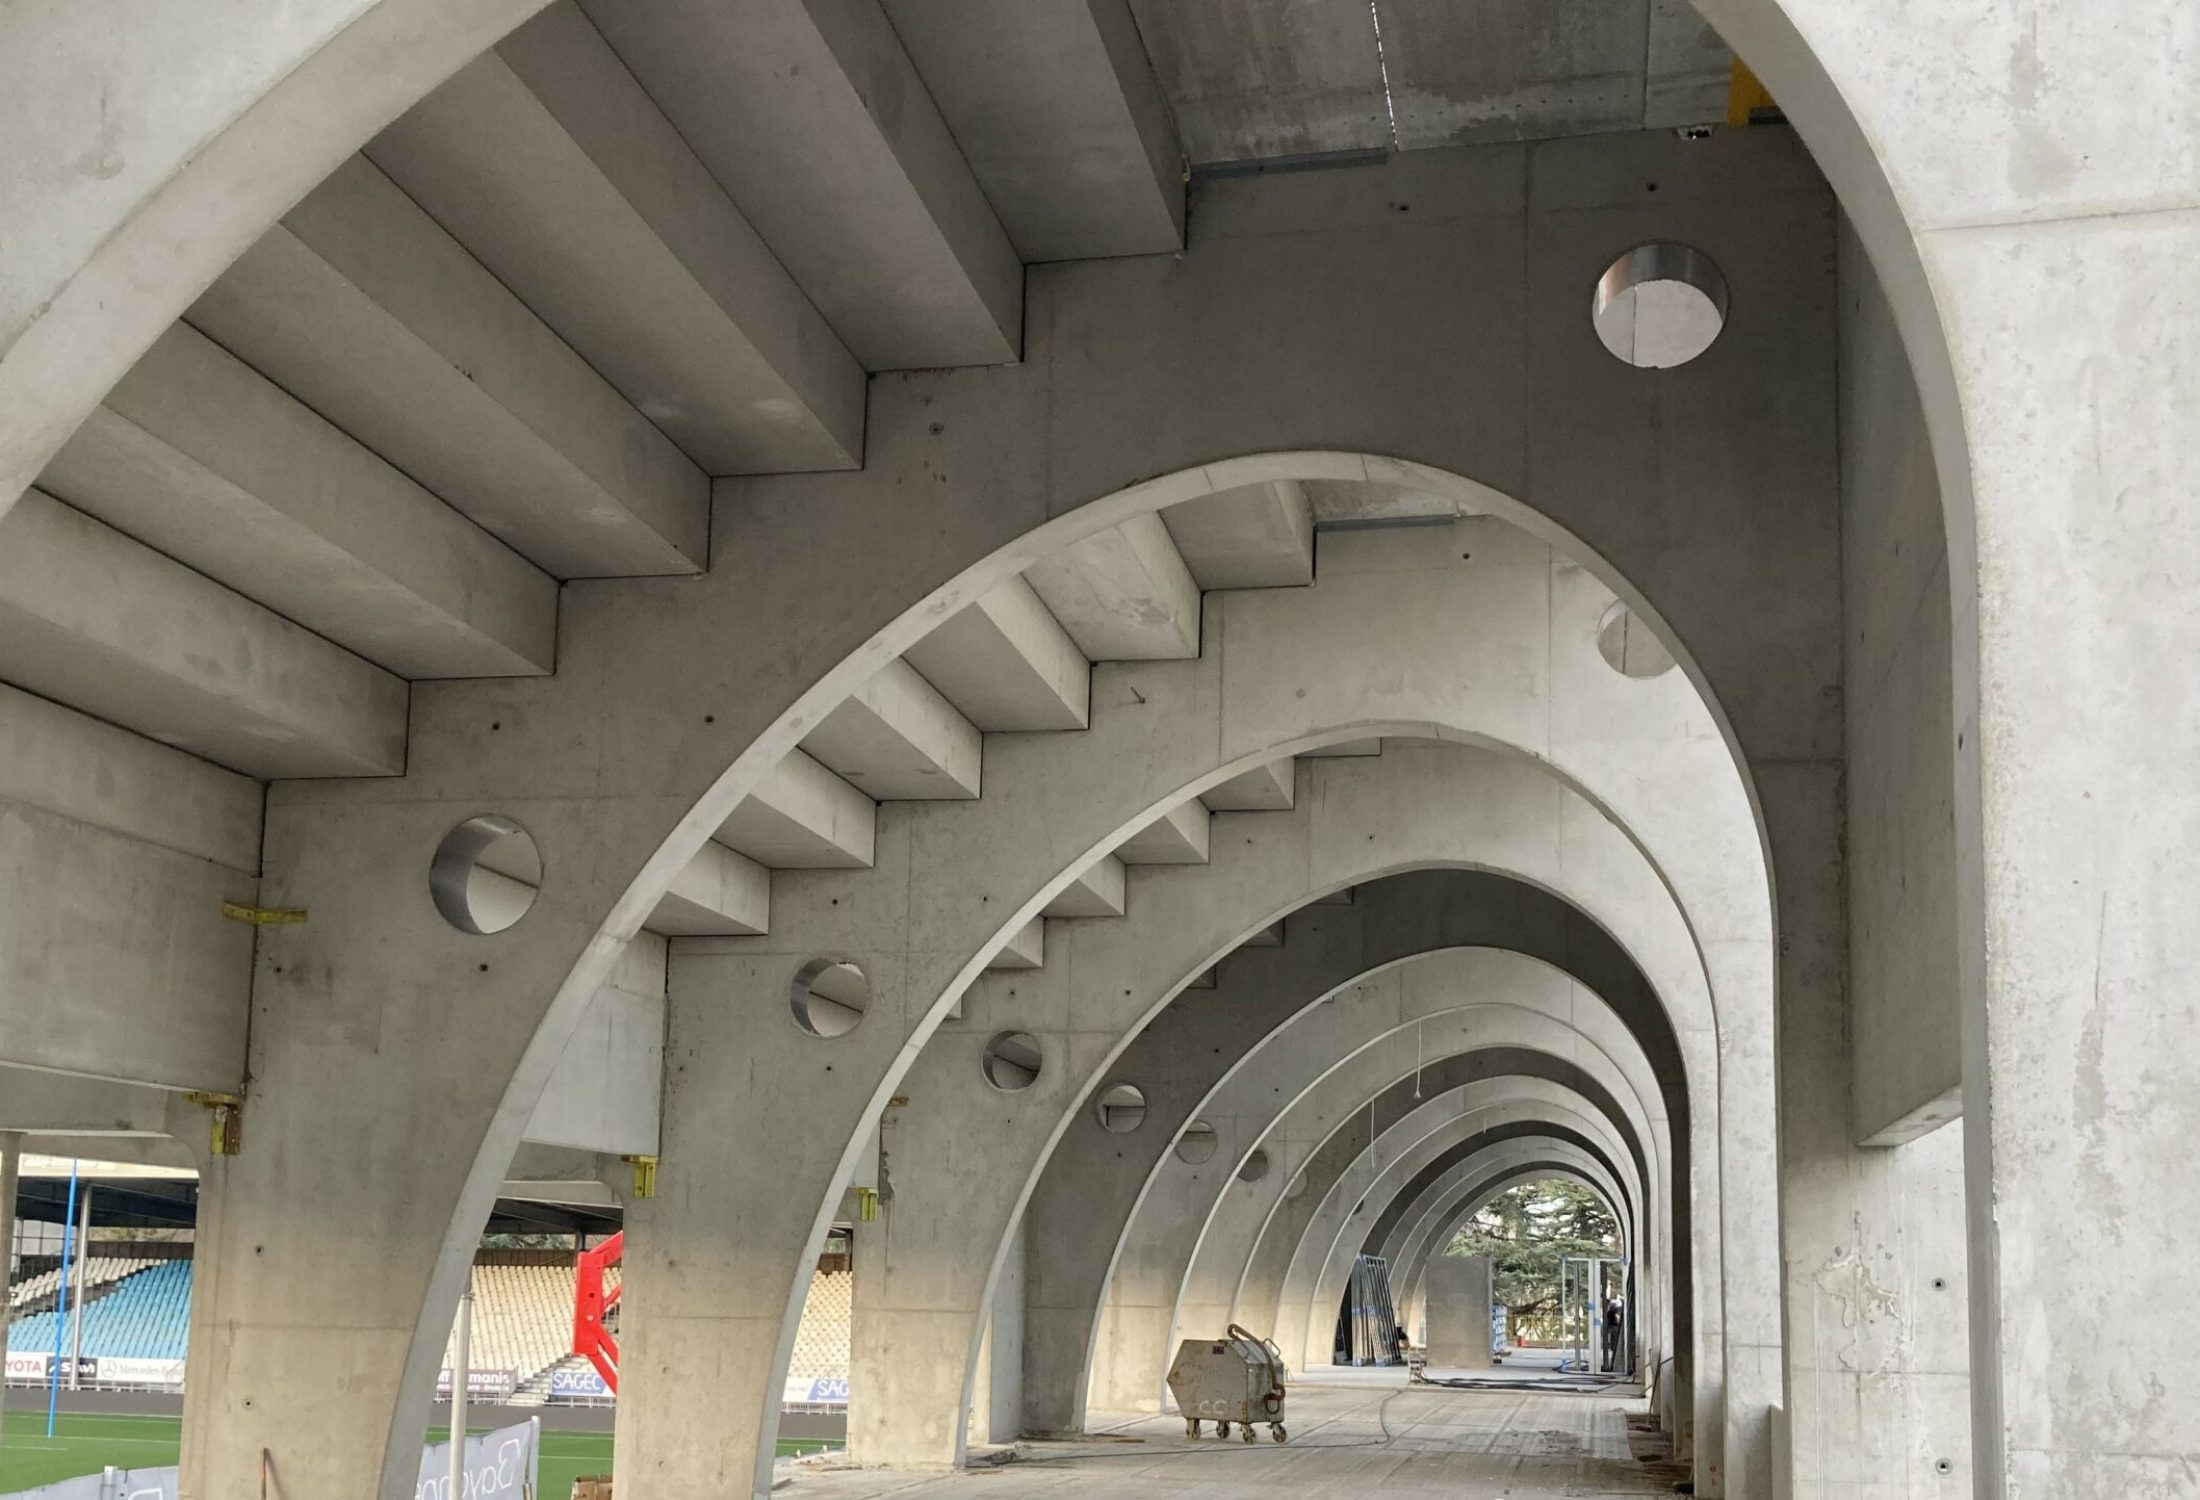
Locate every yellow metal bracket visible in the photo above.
<box><xmin>856</xmin><ymin>1186</ymin><xmax>880</xmax><ymax>1223</ymax></box>
<box><xmin>184</xmin><ymin>1091</ymin><xmax>245</xmax><ymax>1156</ymax></box>
<box><xmin>1726</xmin><ymin>56</ymin><xmax>1781</xmax><ymax>127</ymax></box>
<box><xmin>222</xmin><ymin>901</ymin><xmax>307</xmax><ymax>925</ymax></box>
<box><xmin>624</xmin><ymin>1154</ymin><xmax>659</xmax><ymax>1200</ymax></box>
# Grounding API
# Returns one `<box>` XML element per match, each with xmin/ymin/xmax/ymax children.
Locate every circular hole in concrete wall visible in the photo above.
<box><xmin>1094</xmin><ymin>1082</ymin><xmax>1147</xmax><ymax>1134</ymax></box>
<box><xmin>1596</xmin><ymin>601</ymin><xmax>1678</xmax><ymax>679</ymax></box>
<box><xmin>1176</xmin><ymin>1121</ymin><xmax>1219</xmax><ymax>1165</ymax></box>
<box><xmin>1593</xmin><ymin>242</ymin><xmax>1729</xmax><ymax>368</ymax></box>
<box><xmin>429</xmin><ymin>815</ymin><xmax>541</xmax><ymax>935</ymax></box>
<box><xmin>1239</xmin><ymin>1149</ymin><xmax>1272</xmax><ymax>1183</ymax></box>
<box><xmin>790</xmin><ymin>958</ymin><xmax>869</xmax><ymax>1038</ymax></box>
<box><xmin>982</xmin><ymin>1030</ymin><xmax>1043</xmax><ymax>1092</ymax></box>
<box><xmin>1284</xmin><ymin>1172</ymin><xmax>1309</xmax><ymax>1200</ymax></box>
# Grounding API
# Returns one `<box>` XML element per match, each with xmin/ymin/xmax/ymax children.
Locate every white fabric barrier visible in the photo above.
<box><xmin>0</xmin><ymin>1420</ymin><xmax>538</xmax><ymax>1500</ymax></box>
<box><xmin>4</xmin><ymin>1467</ymin><xmax>175</xmax><ymax>1500</ymax></box>
<box><xmin>414</xmin><ymin>1418</ymin><xmax>540</xmax><ymax>1500</ymax></box>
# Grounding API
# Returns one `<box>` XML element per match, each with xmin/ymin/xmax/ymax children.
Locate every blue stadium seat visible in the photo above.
<box><xmin>4</xmin><ymin>1261</ymin><xmax>193</xmax><ymax>1361</ymax></box>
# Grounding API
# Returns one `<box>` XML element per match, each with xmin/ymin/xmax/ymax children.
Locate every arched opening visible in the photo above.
<box><xmin>0</xmin><ymin>5</ymin><xmax>2059</xmax><ymax>1498</ymax></box>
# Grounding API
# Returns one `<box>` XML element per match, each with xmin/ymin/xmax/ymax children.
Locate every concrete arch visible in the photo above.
<box><xmin>632</xmin><ymin>534</ymin><xmax>1772</xmax><ymax>1496</ymax></box>
<box><xmin>841</xmin><ymin>913</ymin><xmax>1687</xmax><ymax>1459</ymax></box>
<box><xmin>1110</xmin><ymin>1019</ymin><xmax>1664</xmax><ymax>1408</ymax></box>
<box><xmin>780</xmin><ymin>745</ymin><xmax>1711</xmax><ymax>1458</ymax></box>
<box><xmin>1330</xmin><ymin>1146</ymin><xmax>1641</xmax><ymax>1372</ymax></box>
<box><xmin>1279</xmin><ymin>1088</ymin><xmax>1642</xmax><ymax>1376</ymax></box>
<box><xmin>1093</xmin><ymin>953</ymin><xmax>1674</xmax><ymax>1419</ymax></box>
<box><xmin>1336</xmin><ymin>1139</ymin><xmax>1640</xmax><ymax>1365</ymax></box>
<box><xmin>1226</xmin><ymin>1059</ymin><xmax>1648</xmax><ymax>1375</ymax></box>
<box><xmin>1093</xmin><ymin>1020</ymin><xmax>1663</xmax><ymax>1410</ymax></box>
<box><xmin>1364</xmin><ymin>1139</ymin><xmax>1643</xmax><ymax>1332</ymax></box>
<box><xmin>1262</xmin><ymin>1097</ymin><xmax>1635</xmax><ymax>1372</ymax></box>
<box><xmin>1392</xmin><ymin>1163</ymin><xmax>1631</xmax><ymax>1350</ymax></box>
<box><xmin>29</xmin><ymin>8</ymin><xmax>2173</xmax><ymax>1496</ymax></box>
<box><xmin>986</xmin><ymin>749</ymin><xmax>1711</xmax><ymax>1435</ymax></box>
<box><xmin>0</xmin><ymin>106</ymin><xmax>1822</xmax><ymax>1487</ymax></box>
<box><xmin>0</xmin><ymin>76</ymin><xmax>1868</xmax><ymax>1500</ymax></box>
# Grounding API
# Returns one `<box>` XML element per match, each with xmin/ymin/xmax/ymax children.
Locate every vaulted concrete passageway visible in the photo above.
<box><xmin>6</xmin><ymin>5</ymin><xmax>2193</xmax><ymax>1500</ymax></box>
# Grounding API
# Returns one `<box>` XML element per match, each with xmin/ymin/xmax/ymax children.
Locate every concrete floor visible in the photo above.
<box><xmin>786</xmin><ymin>1381</ymin><xmax>1679</xmax><ymax>1497</ymax></box>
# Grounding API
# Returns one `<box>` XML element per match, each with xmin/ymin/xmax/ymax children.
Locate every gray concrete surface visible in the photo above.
<box><xmin>786</xmin><ymin>1380</ymin><xmax>1672</xmax><ymax>1497</ymax></box>
<box><xmin>3</xmin><ymin>8</ymin><xmax>2190</xmax><ymax>1500</ymax></box>
<box><xmin>1423</xmin><ymin>1254</ymin><xmax>1495</xmax><ymax>1369</ymax></box>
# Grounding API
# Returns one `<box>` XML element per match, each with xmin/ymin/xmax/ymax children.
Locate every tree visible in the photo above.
<box><xmin>1444</xmin><ymin>1179</ymin><xmax>1619</xmax><ymax>1343</ymax></box>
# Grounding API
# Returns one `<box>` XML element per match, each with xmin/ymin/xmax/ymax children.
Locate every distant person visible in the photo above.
<box><xmin>1602</xmin><ymin>1296</ymin><xmax>1626</xmax><ymax>1370</ymax></box>
<box><xmin>1395</xmin><ymin>1325</ymin><xmax>1428</xmax><ymax>1383</ymax></box>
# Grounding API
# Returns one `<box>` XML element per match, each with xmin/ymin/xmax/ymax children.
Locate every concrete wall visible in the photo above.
<box><xmin>1422</xmin><ymin>1253</ymin><xmax>1494</xmax><ymax>1368</ymax></box>
<box><xmin>520</xmin><ymin>932</ymin><xmax>666</xmax><ymax>1157</ymax></box>
<box><xmin>1837</xmin><ymin>216</ymin><xmax>1960</xmax><ymax>1146</ymax></box>
<box><xmin>0</xmin><ymin>684</ymin><xmax>259</xmax><ymax>1091</ymax></box>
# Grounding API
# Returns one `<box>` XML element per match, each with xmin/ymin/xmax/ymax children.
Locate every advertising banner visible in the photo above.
<box><xmin>782</xmin><ymin>1374</ymin><xmax>848</xmax><ymax>1406</ymax></box>
<box><xmin>0</xmin><ymin>1422</ymin><xmax>539</xmax><ymax>1500</ymax></box>
<box><xmin>435</xmin><ymin>1368</ymin><xmax>517</xmax><ymax>1400</ymax></box>
<box><xmin>413</xmin><ymin>1418</ymin><xmax>539</xmax><ymax>1500</ymax></box>
<box><xmin>90</xmin><ymin>1357</ymin><xmax>187</xmax><ymax>1386</ymax></box>
<box><xmin>1</xmin><ymin>1353</ymin><xmax>185</xmax><ymax>1387</ymax></box>
<box><xmin>548</xmin><ymin>1365</ymin><xmax>610</xmax><ymax>1400</ymax></box>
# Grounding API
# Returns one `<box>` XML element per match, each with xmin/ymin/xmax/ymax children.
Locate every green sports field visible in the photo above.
<box><xmin>0</xmin><ymin>1410</ymin><xmax>836</xmax><ymax>1495</ymax></box>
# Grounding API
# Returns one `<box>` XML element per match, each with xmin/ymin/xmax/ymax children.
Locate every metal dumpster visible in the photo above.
<box><xmin>1165</xmin><ymin>1323</ymin><xmax>1289</xmax><ymax>1442</ymax></box>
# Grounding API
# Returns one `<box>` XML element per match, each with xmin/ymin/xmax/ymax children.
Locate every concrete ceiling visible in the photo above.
<box><xmin>1128</xmin><ymin>0</ymin><xmax>1733</xmax><ymax>166</ymax></box>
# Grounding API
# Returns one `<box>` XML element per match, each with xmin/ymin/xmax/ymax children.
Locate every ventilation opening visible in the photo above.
<box><xmin>429</xmin><ymin>815</ymin><xmax>540</xmax><ymax>936</ymax></box>
<box><xmin>1176</xmin><ymin>1121</ymin><xmax>1219</xmax><ymax>1165</ymax></box>
<box><xmin>1094</xmin><ymin>1082</ymin><xmax>1147</xmax><ymax>1134</ymax></box>
<box><xmin>1596</xmin><ymin>601</ymin><xmax>1678</xmax><ymax>679</ymax></box>
<box><xmin>1593</xmin><ymin>242</ymin><xmax>1729</xmax><ymax>368</ymax></box>
<box><xmin>790</xmin><ymin>959</ymin><xmax>869</xmax><ymax>1038</ymax></box>
<box><xmin>983</xmin><ymin>1031</ymin><xmax>1042</xmax><ymax>1092</ymax></box>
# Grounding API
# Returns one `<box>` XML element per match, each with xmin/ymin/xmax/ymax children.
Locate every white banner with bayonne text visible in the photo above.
<box><xmin>0</xmin><ymin>1419</ymin><xmax>537</xmax><ymax>1500</ymax></box>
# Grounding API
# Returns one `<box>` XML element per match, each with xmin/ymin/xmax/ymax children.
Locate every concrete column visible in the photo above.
<box><xmin>967</xmin><ymin>1218</ymin><xmax>1026</xmax><ymax>1447</ymax></box>
<box><xmin>1690</xmin><ymin>0</ymin><xmax>2198</xmax><ymax>1488</ymax></box>
<box><xmin>1942</xmin><ymin>225</ymin><xmax>2200</xmax><ymax>1496</ymax></box>
<box><xmin>1761</xmin><ymin>766</ymin><xmax>1970</xmax><ymax>1499</ymax></box>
